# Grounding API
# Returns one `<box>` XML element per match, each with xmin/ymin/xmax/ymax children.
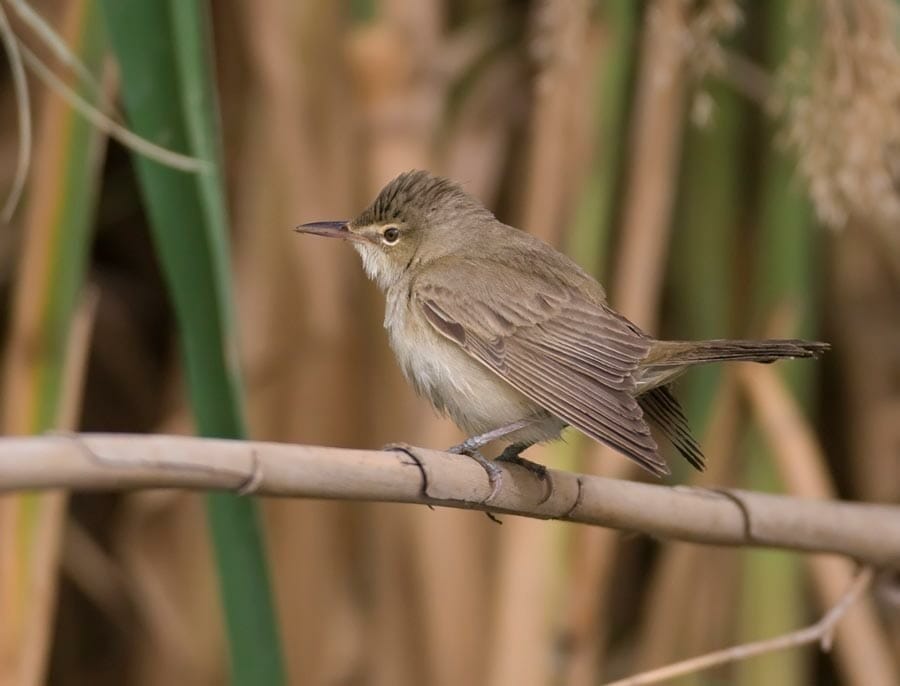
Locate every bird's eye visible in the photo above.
<box><xmin>382</xmin><ymin>227</ymin><xmax>400</xmax><ymax>245</ymax></box>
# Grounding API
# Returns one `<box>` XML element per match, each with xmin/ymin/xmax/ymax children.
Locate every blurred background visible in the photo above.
<box><xmin>1</xmin><ymin>0</ymin><xmax>899</xmax><ymax>684</ymax></box>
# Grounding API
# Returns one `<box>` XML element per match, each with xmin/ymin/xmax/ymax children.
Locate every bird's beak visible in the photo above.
<box><xmin>294</xmin><ymin>220</ymin><xmax>355</xmax><ymax>241</ymax></box>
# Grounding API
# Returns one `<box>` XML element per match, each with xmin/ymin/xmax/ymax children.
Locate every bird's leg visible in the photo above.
<box><xmin>447</xmin><ymin>445</ymin><xmax>503</xmax><ymax>504</ymax></box>
<box><xmin>495</xmin><ymin>442</ymin><xmax>546</xmax><ymax>478</ymax></box>
<box><xmin>446</xmin><ymin>419</ymin><xmax>550</xmax><ymax>510</ymax></box>
<box><xmin>446</xmin><ymin>419</ymin><xmax>534</xmax><ymax>503</ymax></box>
<box><xmin>495</xmin><ymin>442</ymin><xmax>552</xmax><ymax>504</ymax></box>
<box><xmin>446</xmin><ymin>418</ymin><xmax>534</xmax><ymax>454</ymax></box>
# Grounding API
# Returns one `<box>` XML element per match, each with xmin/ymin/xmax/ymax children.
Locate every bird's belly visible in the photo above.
<box><xmin>388</xmin><ymin>316</ymin><xmax>544</xmax><ymax>437</ymax></box>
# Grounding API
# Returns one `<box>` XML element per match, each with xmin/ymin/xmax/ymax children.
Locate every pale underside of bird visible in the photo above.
<box><xmin>297</xmin><ymin>170</ymin><xmax>828</xmax><ymax>481</ymax></box>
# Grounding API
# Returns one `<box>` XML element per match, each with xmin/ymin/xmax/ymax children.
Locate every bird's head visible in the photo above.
<box><xmin>295</xmin><ymin>170</ymin><xmax>494</xmax><ymax>290</ymax></box>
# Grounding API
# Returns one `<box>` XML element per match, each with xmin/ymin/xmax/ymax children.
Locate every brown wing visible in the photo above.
<box><xmin>414</xmin><ymin>259</ymin><xmax>668</xmax><ymax>476</ymax></box>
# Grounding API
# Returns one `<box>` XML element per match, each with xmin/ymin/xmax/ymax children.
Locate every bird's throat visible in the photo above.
<box><xmin>353</xmin><ymin>242</ymin><xmax>394</xmax><ymax>291</ymax></box>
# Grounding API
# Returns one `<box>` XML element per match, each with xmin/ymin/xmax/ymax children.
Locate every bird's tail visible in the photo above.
<box><xmin>646</xmin><ymin>338</ymin><xmax>830</xmax><ymax>367</ymax></box>
<box><xmin>636</xmin><ymin>337</ymin><xmax>828</xmax><ymax>396</ymax></box>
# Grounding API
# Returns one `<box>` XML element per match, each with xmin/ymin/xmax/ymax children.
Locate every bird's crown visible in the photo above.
<box><xmin>354</xmin><ymin>170</ymin><xmax>490</xmax><ymax>227</ymax></box>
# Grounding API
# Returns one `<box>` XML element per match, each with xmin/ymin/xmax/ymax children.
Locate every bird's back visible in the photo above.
<box><xmin>468</xmin><ymin>220</ymin><xmax>612</xmax><ymax>308</ymax></box>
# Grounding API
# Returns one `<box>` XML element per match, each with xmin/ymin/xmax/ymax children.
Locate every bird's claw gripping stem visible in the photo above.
<box><xmin>447</xmin><ymin>443</ymin><xmax>503</xmax><ymax>504</ymax></box>
<box><xmin>495</xmin><ymin>452</ymin><xmax>546</xmax><ymax>478</ymax></box>
<box><xmin>495</xmin><ymin>442</ymin><xmax>553</xmax><ymax>503</ymax></box>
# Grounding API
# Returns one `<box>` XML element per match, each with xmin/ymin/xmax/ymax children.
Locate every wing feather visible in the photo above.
<box><xmin>639</xmin><ymin>386</ymin><xmax>705</xmax><ymax>470</ymax></box>
<box><xmin>415</xmin><ymin>260</ymin><xmax>668</xmax><ymax>474</ymax></box>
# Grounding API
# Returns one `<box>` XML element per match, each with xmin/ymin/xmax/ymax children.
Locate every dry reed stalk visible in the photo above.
<box><xmin>0</xmin><ymin>4</ymin><xmax>74</xmax><ymax>434</ymax></box>
<box><xmin>407</xmin><ymin>506</ymin><xmax>493</xmax><ymax>686</ymax></box>
<box><xmin>350</xmin><ymin>10</ymin><xmax>454</xmax><ymax>683</ymax></box>
<box><xmin>424</xmin><ymin>27</ymin><xmax>531</xmax><ymax>686</ymax></box>
<box><xmin>59</xmin><ymin>517</ymin><xmax>132</xmax><ymax>634</ymax></box>
<box><xmin>117</xmin><ymin>1</ymin><xmax>367</xmax><ymax>680</ymax></box>
<box><xmin>442</xmin><ymin>52</ymin><xmax>520</xmax><ymax>206</ymax></box>
<box><xmin>0</xmin><ymin>0</ymin><xmax>31</xmax><ymax>223</ymax></box>
<box><xmin>1</xmin><ymin>498</ymin><xmax>66</xmax><ymax>686</ymax></box>
<box><xmin>0</xmin><ymin>2</ymin><xmax>104</xmax><ymax>681</ymax></box>
<box><xmin>115</xmin><ymin>394</ymin><xmax>224</xmax><ymax>685</ymax></box>
<box><xmin>366</xmin><ymin>504</ymin><xmax>430</xmax><ymax>686</ymax></box>
<box><xmin>561</xmin><ymin>3</ymin><xmax>690</xmax><ymax>683</ymax></box>
<box><xmin>829</xmin><ymin>228</ymin><xmax>900</xmax><ymax>503</ymax></box>
<box><xmin>482</xmin><ymin>516</ymin><xmax>554</xmax><ymax>686</ymax></box>
<box><xmin>344</xmin><ymin>0</ymin><xmax>447</xmax><ymax>435</ymax></box>
<box><xmin>740</xmin><ymin>364</ymin><xmax>900</xmax><ymax>686</ymax></box>
<box><xmin>480</xmin><ymin>4</ymin><xmax>606</xmax><ymax>685</ymax></box>
<box><xmin>632</xmin><ymin>375</ymin><xmax>741</xmax><ymax>673</ymax></box>
<box><xmin>560</xmin><ymin>525</ymin><xmax>619</xmax><ymax>686</ymax></box>
<box><xmin>4</xmin><ymin>436</ymin><xmax>900</xmax><ymax>565</ymax></box>
<box><xmin>610</xmin><ymin>0</ymin><xmax>690</xmax><ymax>329</ymax></box>
<box><xmin>14</xmin><ymin>289</ymin><xmax>96</xmax><ymax>686</ymax></box>
<box><xmin>346</xmin><ymin>3</ymin><xmax>498</xmax><ymax>684</ymax></box>
<box><xmin>606</xmin><ymin>567</ymin><xmax>875</xmax><ymax>686</ymax></box>
<box><xmin>235</xmin><ymin>0</ymin><xmax>361</xmax><ymax>409</ymax></box>
<box><xmin>229</xmin><ymin>2</ymin><xmax>368</xmax><ymax>684</ymax></box>
<box><xmin>518</xmin><ymin>0</ymin><xmax>591</xmax><ymax>245</ymax></box>
<box><xmin>118</xmin><ymin>493</ymin><xmax>225</xmax><ymax>683</ymax></box>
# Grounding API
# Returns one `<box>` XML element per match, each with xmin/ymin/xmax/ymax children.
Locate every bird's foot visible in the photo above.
<box><xmin>447</xmin><ymin>442</ymin><xmax>503</xmax><ymax>499</ymax></box>
<box><xmin>495</xmin><ymin>443</ymin><xmax>552</xmax><ymax>503</ymax></box>
<box><xmin>495</xmin><ymin>452</ymin><xmax>546</xmax><ymax>478</ymax></box>
<box><xmin>447</xmin><ymin>442</ymin><xmax>503</xmax><ymax>521</ymax></box>
<box><xmin>382</xmin><ymin>441</ymin><xmax>415</xmax><ymax>453</ymax></box>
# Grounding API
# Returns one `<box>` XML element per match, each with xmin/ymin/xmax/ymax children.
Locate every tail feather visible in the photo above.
<box><xmin>635</xmin><ymin>339</ymin><xmax>827</xmax><ymax>469</ymax></box>
<box><xmin>648</xmin><ymin>339</ymin><xmax>829</xmax><ymax>367</ymax></box>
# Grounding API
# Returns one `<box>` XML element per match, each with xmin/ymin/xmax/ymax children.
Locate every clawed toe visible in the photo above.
<box><xmin>382</xmin><ymin>441</ymin><xmax>415</xmax><ymax>453</ymax></box>
<box><xmin>495</xmin><ymin>452</ymin><xmax>553</xmax><ymax>503</ymax></box>
<box><xmin>495</xmin><ymin>453</ymin><xmax>546</xmax><ymax>477</ymax></box>
<box><xmin>444</xmin><ymin>444</ymin><xmax>504</xmax><ymax>509</ymax></box>
<box><xmin>464</xmin><ymin>450</ymin><xmax>504</xmax><ymax>523</ymax></box>
<box><xmin>464</xmin><ymin>449</ymin><xmax>503</xmax><ymax>502</ymax></box>
<box><xmin>447</xmin><ymin>439</ymin><xmax>478</xmax><ymax>456</ymax></box>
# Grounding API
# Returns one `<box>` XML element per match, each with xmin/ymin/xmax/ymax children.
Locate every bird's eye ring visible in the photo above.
<box><xmin>383</xmin><ymin>227</ymin><xmax>400</xmax><ymax>245</ymax></box>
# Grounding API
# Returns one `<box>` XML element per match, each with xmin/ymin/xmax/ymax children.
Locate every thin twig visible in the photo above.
<box><xmin>613</xmin><ymin>0</ymin><xmax>689</xmax><ymax>327</ymax></box>
<box><xmin>1</xmin><ymin>434</ymin><xmax>900</xmax><ymax>567</ymax></box>
<box><xmin>740</xmin><ymin>363</ymin><xmax>900</xmax><ymax>685</ymax></box>
<box><xmin>563</xmin><ymin>5</ymin><xmax>691</xmax><ymax>683</ymax></box>
<box><xmin>603</xmin><ymin>567</ymin><xmax>875</xmax><ymax>686</ymax></box>
<box><xmin>16</xmin><ymin>40</ymin><xmax>211</xmax><ymax>173</ymax></box>
<box><xmin>0</xmin><ymin>1</ymin><xmax>32</xmax><ymax>222</ymax></box>
<box><xmin>7</xmin><ymin>0</ymin><xmax>104</xmax><ymax>98</ymax></box>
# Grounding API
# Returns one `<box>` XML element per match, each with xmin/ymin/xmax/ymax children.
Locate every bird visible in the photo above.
<box><xmin>296</xmin><ymin>170</ymin><xmax>828</xmax><ymax>494</ymax></box>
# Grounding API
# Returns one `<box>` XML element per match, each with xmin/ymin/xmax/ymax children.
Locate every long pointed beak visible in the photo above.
<box><xmin>294</xmin><ymin>220</ymin><xmax>352</xmax><ymax>240</ymax></box>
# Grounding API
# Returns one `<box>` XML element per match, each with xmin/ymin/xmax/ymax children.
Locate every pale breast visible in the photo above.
<box><xmin>384</xmin><ymin>286</ymin><xmax>542</xmax><ymax>436</ymax></box>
